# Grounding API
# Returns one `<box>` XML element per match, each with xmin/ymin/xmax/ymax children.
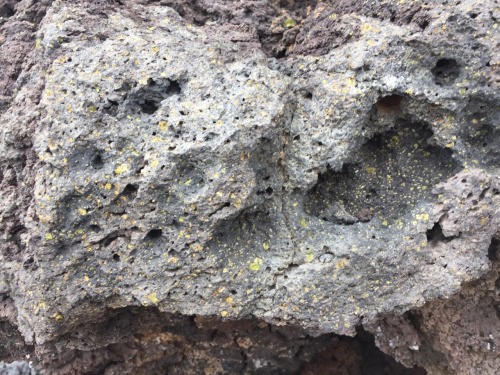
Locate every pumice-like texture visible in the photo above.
<box><xmin>0</xmin><ymin>0</ymin><xmax>498</xmax><ymax>374</ymax></box>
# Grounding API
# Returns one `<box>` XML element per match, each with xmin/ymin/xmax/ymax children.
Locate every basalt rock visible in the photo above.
<box><xmin>0</xmin><ymin>0</ymin><xmax>498</xmax><ymax>374</ymax></box>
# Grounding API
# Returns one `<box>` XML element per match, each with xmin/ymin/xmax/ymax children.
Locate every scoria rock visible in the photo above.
<box><xmin>0</xmin><ymin>0</ymin><xmax>498</xmax><ymax>374</ymax></box>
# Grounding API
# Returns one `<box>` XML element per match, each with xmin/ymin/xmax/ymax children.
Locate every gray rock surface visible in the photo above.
<box><xmin>366</xmin><ymin>239</ymin><xmax>500</xmax><ymax>374</ymax></box>
<box><xmin>0</xmin><ymin>0</ymin><xmax>498</xmax><ymax>374</ymax></box>
<box><xmin>0</xmin><ymin>362</ymin><xmax>38</xmax><ymax>375</ymax></box>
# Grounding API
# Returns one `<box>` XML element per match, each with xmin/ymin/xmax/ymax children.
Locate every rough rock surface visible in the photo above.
<box><xmin>0</xmin><ymin>0</ymin><xmax>498</xmax><ymax>374</ymax></box>
<box><xmin>367</xmin><ymin>244</ymin><xmax>500</xmax><ymax>375</ymax></box>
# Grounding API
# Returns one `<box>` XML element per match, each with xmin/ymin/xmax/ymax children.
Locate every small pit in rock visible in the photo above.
<box><xmin>172</xmin><ymin>160</ymin><xmax>205</xmax><ymax>194</ymax></box>
<box><xmin>488</xmin><ymin>237</ymin><xmax>499</xmax><ymax>261</ymax></box>
<box><xmin>432</xmin><ymin>58</ymin><xmax>461</xmax><ymax>86</ymax></box>
<box><xmin>146</xmin><ymin>229</ymin><xmax>163</xmax><ymax>240</ymax></box>
<box><xmin>140</xmin><ymin>99</ymin><xmax>159</xmax><ymax>114</ymax></box>
<box><xmin>121</xmin><ymin>184</ymin><xmax>138</xmax><ymax>200</ymax></box>
<box><xmin>127</xmin><ymin>78</ymin><xmax>182</xmax><ymax>115</ymax></box>
<box><xmin>426</xmin><ymin>222</ymin><xmax>457</xmax><ymax>245</ymax></box>
<box><xmin>376</xmin><ymin>94</ymin><xmax>404</xmax><ymax>113</ymax></box>
<box><xmin>0</xmin><ymin>2</ymin><xmax>16</xmax><ymax>18</ymax></box>
<box><xmin>91</xmin><ymin>154</ymin><xmax>104</xmax><ymax>170</ymax></box>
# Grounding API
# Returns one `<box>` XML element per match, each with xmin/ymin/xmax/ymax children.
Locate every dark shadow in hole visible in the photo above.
<box><xmin>91</xmin><ymin>154</ymin><xmax>104</xmax><ymax>170</ymax></box>
<box><xmin>146</xmin><ymin>229</ymin><xmax>163</xmax><ymax>240</ymax></box>
<box><xmin>432</xmin><ymin>58</ymin><xmax>460</xmax><ymax>86</ymax></box>
<box><xmin>426</xmin><ymin>222</ymin><xmax>445</xmax><ymax>242</ymax></box>
<box><xmin>89</xmin><ymin>225</ymin><xmax>102</xmax><ymax>233</ymax></box>
<box><xmin>419</xmin><ymin>19</ymin><xmax>430</xmax><ymax>30</ymax></box>
<box><xmin>208</xmin><ymin>202</ymin><xmax>231</xmax><ymax>217</ymax></box>
<box><xmin>140</xmin><ymin>99</ymin><xmax>159</xmax><ymax>115</ymax></box>
<box><xmin>167</xmin><ymin>80</ymin><xmax>181</xmax><ymax>95</ymax></box>
<box><xmin>121</xmin><ymin>184</ymin><xmax>138</xmax><ymax>200</ymax></box>
<box><xmin>133</xmin><ymin>79</ymin><xmax>182</xmax><ymax>115</ymax></box>
<box><xmin>103</xmin><ymin>99</ymin><xmax>119</xmax><ymax>116</ymax></box>
<box><xmin>257</xmin><ymin>187</ymin><xmax>274</xmax><ymax>196</ymax></box>
<box><xmin>426</xmin><ymin>222</ymin><xmax>457</xmax><ymax>245</ymax></box>
<box><xmin>376</xmin><ymin>95</ymin><xmax>403</xmax><ymax>113</ymax></box>
<box><xmin>0</xmin><ymin>3</ymin><xmax>15</xmax><ymax>18</ymax></box>
<box><xmin>101</xmin><ymin>233</ymin><xmax>120</xmax><ymax>247</ymax></box>
<box><xmin>487</xmin><ymin>237</ymin><xmax>499</xmax><ymax>261</ymax></box>
<box><xmin>23</xmin><ymin>256</ymin><xmax>35</xmax><ymax>269</ymax></box>
<box><xmin>301</xmin><ymin>326</ymin><xmax>427</xmax><ymax>374</ymax></box>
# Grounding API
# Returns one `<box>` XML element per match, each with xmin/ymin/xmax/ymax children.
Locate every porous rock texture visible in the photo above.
<box><xmin>0</xmin><ymin>0</ymin><xmax>498</xmax><ymax>374</ymax></box>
